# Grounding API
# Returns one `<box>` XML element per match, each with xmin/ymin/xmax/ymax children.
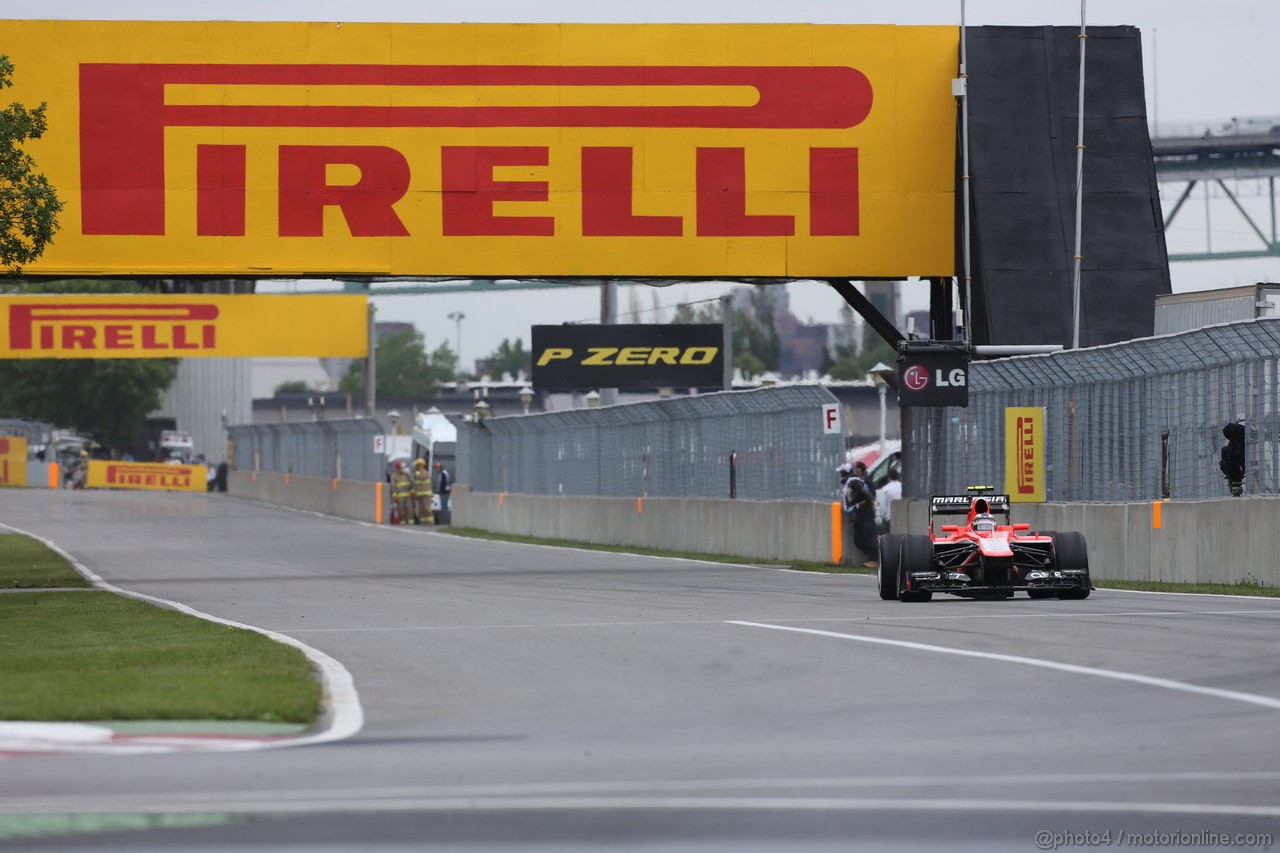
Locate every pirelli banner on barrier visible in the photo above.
<box><xmin>87</xmin><ymin>460</ymin><xmax>208</xmax><ymax>492</ymax></box>
<box><xmin>0</xmin><ymin>295</ymin><xmax>367</xmax><ymax>358</ymax></box>
<box><xmin>0</xmin><ymin>437</ymin><xmax>28</xmax><ymax>487</ymax></box>
<box><xmin>1</xmin><ymin>21</ymin><xmax>956</xmax><ymax>279</ymax></box>
<box><xmin>1004</xmin><ymin>407</ymin><xmax>1046</xmax><ymax>503</ymax></box>
<box><xmin>533</xmin><ymin>324</ymin><xmax>722</xmax><ymax>389</ymax></box>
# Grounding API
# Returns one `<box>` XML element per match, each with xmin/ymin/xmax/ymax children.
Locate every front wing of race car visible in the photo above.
<box><xmin>881</xmin><ymin>529</ymin><xmax>1093</xmax><ymax>602</ymax></box>
<box><xmin>912</xmin><ymin>536</ymin><xmax>1090</xmax><ymax>596</ymax></box>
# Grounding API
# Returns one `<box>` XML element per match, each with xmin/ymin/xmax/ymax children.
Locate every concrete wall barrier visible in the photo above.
<box><xmin>895</xmin><ymin>497</ymin><xmax>1280</xmax><ymax>587</ymax></box>
<box><xmin>453</xmin><ymin>486</ymin><xmax>844</xmax><ymax>564</ymax></box>
<box><xmin>229</xmin><ymin>470</ymin><xmax>387</xmax><ymax>525</ymax></box>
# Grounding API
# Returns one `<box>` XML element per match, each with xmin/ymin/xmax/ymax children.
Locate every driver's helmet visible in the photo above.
<box><xmin>972</xmin><ymin>512</ymin><xmax>998</xmax><ymax>533</ymax></box>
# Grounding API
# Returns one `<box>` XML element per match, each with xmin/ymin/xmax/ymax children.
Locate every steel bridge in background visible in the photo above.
<box><xmin>1153</xmin><ymin>120</ymin><xmax>1280</xmax><ymax>263</ymax></box>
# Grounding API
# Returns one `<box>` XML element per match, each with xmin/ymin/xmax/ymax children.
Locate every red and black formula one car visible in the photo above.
<box><xmin>878</xmin><ymin>491</ymin><xmax>1091</xmax><ymax>603</ymax></box>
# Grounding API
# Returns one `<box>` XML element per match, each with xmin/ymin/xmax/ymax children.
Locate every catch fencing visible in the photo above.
<box><xmin>0</xmin><ymin>419</ymin><xmax>58</xmax><ymax>450</ymax></box>
<box><xmin>460</xmin><ymin>385</ymin><xmax>847</xmax><ymax>501</ymax></box>
<box><xmin>227</xmin><ymin>418</ymin><xmax>385</xmax><ymax>483</ymax></box>
<box><xmin>904</xmin><ymin>317</ymin><xmax>1280</xmax><ymax>502</ymax></box>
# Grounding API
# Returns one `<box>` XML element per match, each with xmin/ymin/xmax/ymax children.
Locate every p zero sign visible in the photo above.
<box><xmin>533</xmin><ymin>324</ymin><xmax>722</xmax><ymax>389</ymax></box>
<box><xmin>896</xmin><ymin>348</ymin><xmax>969</xmax><ymax>408</ymax></box>
<box><xmin>1</xmin><ymin>21</ymin><xmax>956</xmax><ymax>278</ymax></box>
<box><xmin>0</xmin><ymin>295</ymin><xmax>367</xmax><ymax>358</ymax></box>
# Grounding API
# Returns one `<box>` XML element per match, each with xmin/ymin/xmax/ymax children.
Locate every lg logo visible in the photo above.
<box><xmin>903</xmin><ymin>365</ymin><xmax>930</xmax><ymax>391</ymax></box>
<box><xmin>903</xmin><ymin>364</ymin><xmax>967</xmax><ymax>392</ymax></box>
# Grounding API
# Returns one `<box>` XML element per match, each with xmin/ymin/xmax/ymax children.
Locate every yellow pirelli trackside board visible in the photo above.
<box><xmin>0</xmin><ymin>294</ymin><xmax>367</xmax><ymax>358</ymax></box>
<box><xmin>2</xmin><ymin>20</ymin><xmax>957</xmax><ymax>279</ymax></box>
<box><xmin>1004</xmin><ymin>407</ymin><xmax>1046</xmax><ymax>503</ymax></box>
<box><xmin>86</xmin><ymin>460</ymin><xmax>209</xmax><ymax>492</ymax></box>
<box><xmin>0</xmin><ymin>437</ymin><xmax>28</xmax><ymax>487</ymax></box>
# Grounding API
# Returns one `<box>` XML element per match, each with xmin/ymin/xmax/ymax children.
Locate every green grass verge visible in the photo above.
<box><xmin>443</xmin><ymin>526</ymin><xmax>874</xmax><ymax>575</ymax></box>
<box><xmin>0</xmin><ymin>533</ymin><xmax>91</xmax><ymax>589</ymax></box>
<box><xmin>1094</xmin><ymin>579</ymin><xmax>1280</xmax><ymax>597</ymax></box>
<box><xmin>0</xmin><ymin>593</ymin><xmax>320</xmax><ymax>722</ymax></box>
<box><xmin>0</xmin><ymin>534</ymin><xmax>320</xmax><ymax>723</ymax></box>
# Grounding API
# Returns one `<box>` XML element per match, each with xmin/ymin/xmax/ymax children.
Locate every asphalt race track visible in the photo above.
<box><xmin>3</xmin><ymin>489</ymin><xmax>1280</xmax><ymax>851</ymax></box>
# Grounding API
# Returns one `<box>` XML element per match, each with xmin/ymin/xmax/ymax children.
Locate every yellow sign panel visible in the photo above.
<box><xmin>0</xmin><ymin>437</ymin><xmax>28</xmax><ymax>487</ymax></box>
<box><xmin>2</xmin><ymin>21</ymin><xmax>956</xmax><ymax>278</ymax></box>
<box><xmin>86</xmin><ymin>460</ymin><xmax>208</xmax><ymax>492</ymax></box>
<box><xmin>0</xmin><ymin>295</ymin><xmax>367</xmax><ymax>358</ymax></box>
<box><xmin>1004</xmin><ymin>407</ymin><xmax>1046</xmax><ymax>503</ymax></box>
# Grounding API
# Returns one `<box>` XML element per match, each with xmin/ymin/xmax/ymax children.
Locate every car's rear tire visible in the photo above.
<box><xmin>1053</xmin><ymin>531</ymin><xmax>1091</xmax><ymax>599</ymax></box>
<box><xmin>897</xmin><ymin>534</ymin><xmax>934</xmax><ymax>602</ymax></box>
<box><xmin>877</xmin><ymin>534</ymin><xmax>903</xmax><ymax>600</ymax></box>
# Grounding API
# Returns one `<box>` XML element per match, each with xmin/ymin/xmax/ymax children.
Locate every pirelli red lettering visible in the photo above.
<box><xmin>1016</xmin><ymin>416</ymin><xmax>1037</xmax><ymax>495</ymax></box>
<box><xmin>7</xmin><ymin>304</ymin><xmax>218</xmax><ymax>353</ymax></box>
<box><xmin>79</xmin><ymin>64</ymin><xmax>872</xmax><ymax>238</ymax></box>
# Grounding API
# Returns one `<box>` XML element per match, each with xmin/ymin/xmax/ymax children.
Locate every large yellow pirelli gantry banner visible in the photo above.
<box><xmin>0</xmin><ymin>295</ymin><xmax>368</xmax><ymax>358</ymax></box>
<box><xmin>2</xmin><ymin>21</ymin><xmax>957</xmax><ymax>279</ymax></box>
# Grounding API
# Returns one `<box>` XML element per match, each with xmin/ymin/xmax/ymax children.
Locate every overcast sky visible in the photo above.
<box><xmin>13</xmin><ymin>1</ymin><xmax>1280</xmax><ymax>368</ymax></box>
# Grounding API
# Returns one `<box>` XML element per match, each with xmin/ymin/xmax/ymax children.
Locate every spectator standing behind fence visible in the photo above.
<box><xmin>842</xmin><ymin>462</ymin><xmax>878</xmax><ymax>568</ymax></box>
<box><xmin>875</xmin><ymin>468</ymin><xmax>901</xmax><ymax>535</ymax></box>
<box><xmin>837</xmin><ymin>462</ymin><xmax>853</xmax><ymax>497</ymax></box>
<box><xmin>434</xmin><ymin>461</ymin><xmax>452</xmax><ymax>525</ymax></box>
<box><xmin>412</xmin><ymin>458</ymin><xmax>434</xmax><ymax>525</ymax></box>
<box><xmin>392</xmin><ymin>461</ymin><xmax>414</xmax><ymax>526</ymax></box>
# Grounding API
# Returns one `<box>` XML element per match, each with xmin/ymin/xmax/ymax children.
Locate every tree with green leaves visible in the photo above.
<box><xmin>828</xmin><ymin>338</ymin><xmax>898</xmax><ymax>381</ymax></box>
<box><xmin>480</xmin><ymin>337</ymin><xmax>530</xmax><ymax>380</ymax></box>
<box><xmin>672</xmin><ymin>290</ymin><xmax>782</xmax><ymax>374</ymax></box>
<box><xmin>273</xmin><ymin>380</ymin><xmax>312</xmax><ymax>395</ymax></box>
<box><xmin>0</xmin><ymin>281</ymin><xmax>177</xmax><ymax>450</ymax></box>
<box><xmin>0</xmin><ymin>55</ymin><xmax>62</xmax><ymax>273</ymax></box>
<box><xmin>339</xmin><ymin>327</ymin><xmax>457</xmax><ymax>401</ymax></box>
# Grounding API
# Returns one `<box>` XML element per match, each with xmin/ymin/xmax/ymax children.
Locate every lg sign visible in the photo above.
<box><xmin>902</xmin><ymin>364</ymin><xmax>966</xmax><ymax>391</ymax></box>
<box><xmin>897</xmin><ymin>351</ymin><xmax>969</xmax><ymax>408</ymax></box>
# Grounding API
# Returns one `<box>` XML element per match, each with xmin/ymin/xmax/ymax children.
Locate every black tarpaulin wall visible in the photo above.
<box><xmin>965</xmin><ymin>26</ymin><xmax>1171</xmax><ymax>347</ymax></box>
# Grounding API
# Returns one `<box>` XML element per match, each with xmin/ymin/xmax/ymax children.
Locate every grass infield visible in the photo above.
<box><xmin>0</xmin><ymin>533</ymin><xmax>91</xmax><ymax>589</ymax></box>
<box><xmin>0</xmin><ymin>534</ymin><xmax>320</xmax><ymax>724</ymax></box>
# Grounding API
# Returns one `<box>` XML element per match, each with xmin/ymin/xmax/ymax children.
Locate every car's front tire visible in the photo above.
<box><xmin>1053</xmin><ymin>531</ymin><xmax>1091</xmax><ymax>599</ymax></box>
<box><xmin>897</xmin><ymin>534</ymin><xmax>934</xmax><ymax>602</ymax></box>
<box><xmin>878</xmin><ymin>534</ymin><xmax>903</xmax><ymax>600</ymax></box>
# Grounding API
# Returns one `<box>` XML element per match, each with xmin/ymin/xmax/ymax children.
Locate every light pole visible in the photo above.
<box><xmin>519</xmin><ymin>385</ymin><xmax>533</xmax><ymax>415</ymax></box>
<box><xmin>447</xmin><ymin>311</ymin><xmax>465</xmax><ymax>370</ymax></box>
<box><xmin>870</xmin><ymin>362</ymin><xmax>895</xmax><ymax>459</ymax></box>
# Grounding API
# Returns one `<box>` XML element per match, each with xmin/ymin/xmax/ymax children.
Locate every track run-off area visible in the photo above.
<box><xmin>3</xmin><ymin>488</ymin><xmax>1280</xmax><ymax>851</ymax></box>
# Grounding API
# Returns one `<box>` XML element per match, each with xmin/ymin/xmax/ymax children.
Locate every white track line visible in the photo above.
<box><xmin>2</xmin><ymin>793</ymin><xmax>1279</xmax><ymax>817</ymax></box>
<box><xmin>0</xmin><ymin>522</ymin><xmax>363</xmax><ymax>753</ymax></box>
<box><xmin>729</xmin><ymin>620</ymin><xmax>1280</xmax><ymax>712</ymax></box>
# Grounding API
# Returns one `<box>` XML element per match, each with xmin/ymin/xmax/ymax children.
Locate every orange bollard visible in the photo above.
<box><xmin>830</xmin><ymin>501</ymin><xmax>843</xmax><ymax>564</ymax></box>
